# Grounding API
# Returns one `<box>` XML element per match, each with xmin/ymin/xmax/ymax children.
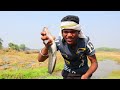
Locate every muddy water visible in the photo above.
<box><xmin>53</xmin><ymin>60</ymin><xmax>120</xmax><ymax>79</ymax></box>
<box><xmin>91</xmin><ymin>60</ymin><xmax>120</xmax><ymax>79</ymax></box>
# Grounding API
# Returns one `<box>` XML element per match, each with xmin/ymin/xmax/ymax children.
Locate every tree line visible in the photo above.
<box><xmin>96</xmin><ymin>47</ymin><xmax>120</xmax><ymax>52</ymax></box>
<box><xmin>0</xmin><ymin>38</ymin><xmax>29</xmax><ymax>51</ymax></box>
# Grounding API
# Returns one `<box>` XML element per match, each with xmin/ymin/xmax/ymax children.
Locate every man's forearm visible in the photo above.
<box><xmin>38</xmin><ymin>47</ymin><xmax>49</xmax><ymax>62</ymax></box>
<box><xmin>83</xmin><ymin>54</ymin><xmax>98</xmax><ymax>78</ymax></box>
<box><xmin>84</xmin><ymin>62</ymin><xmax>98</xmax><ymax>78</ymax></box>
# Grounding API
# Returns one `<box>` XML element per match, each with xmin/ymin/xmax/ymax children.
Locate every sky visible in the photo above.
<box><xmin>0</xmin><ymin>11</ymin><xmax>120</xmax><ymax>49</ymax></box>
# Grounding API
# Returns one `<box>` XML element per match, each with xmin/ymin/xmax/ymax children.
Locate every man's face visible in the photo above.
<box><xmin>62</xmin><ymin>29</ymin><xmax>79</xmax><ymax>45</ymax></box>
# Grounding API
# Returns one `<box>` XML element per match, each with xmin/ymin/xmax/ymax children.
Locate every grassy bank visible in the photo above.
<box><xmin>108</xmin><ymin>70</ymin><xmax>120</xmax><ymax>79</ymax></box>
<box><xmin>96</xmin><ymin>51</ymin><xmax>120</xmax><ymax>63</ymax></box>
<box><xmin>0</xmin><ymin>50</ymin><xmax>64</xmax><ymax>79</ymax></box>
<box><xmin>0</xmin><ymin>49</ymin><xmax>120</xmax><ymax>79</ymax></box>
<box><xmin>102</xmin><ymin>70</ymin><xmax>120</xmax><ymax>79</ymax></box>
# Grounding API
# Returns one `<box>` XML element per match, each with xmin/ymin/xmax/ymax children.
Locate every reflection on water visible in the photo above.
<box><xmin>91</xmin><ymin>60</ymin><xmax>120</xmax><ymax>79</ymax></box>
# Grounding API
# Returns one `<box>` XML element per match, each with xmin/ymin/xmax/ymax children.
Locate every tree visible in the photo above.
<box><xmin>8</xmin><ymin>42</ymin><xmax>14</xmax><ymax>48</ymax></box>
<box><xmin>19</xmin><ymin>44</ymin><xmax>26</xmax><ymax>51</ymax></box>
<box><xmin>8</xmin><ymin>42</ymin><xmax>20</xmax><ymax>51</ymax></box>
<box><xmin>0</xmin><ymin>38</ymin><xmax>3</xmax><ymax>49</ymax></box>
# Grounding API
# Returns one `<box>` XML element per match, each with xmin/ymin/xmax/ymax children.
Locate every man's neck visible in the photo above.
<box><xmin>68</xmin><ymin>42</ymin><xmax>77</xmax><ymax>49</ymax></box>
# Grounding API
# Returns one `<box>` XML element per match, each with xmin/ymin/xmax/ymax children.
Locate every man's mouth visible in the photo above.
<box><xmin>66</xmin><ymin>38</ymin><xmax>74</xmax><ymax>42</ymax></box>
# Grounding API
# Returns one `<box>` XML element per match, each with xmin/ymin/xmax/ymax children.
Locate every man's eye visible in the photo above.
<box><xmin>71</xmin><ymin>31</ymin><xmax>76</xmax><ymax>33</ymax></box>
<box><xmin>63</xmin><ymin>31</ymin><xmax>76</xmax><ymax>33</ymax></box>
<box><xmin>63</xmin><ymin>31</ymin><xmax>68</xmax><ymax>33</ymax></box>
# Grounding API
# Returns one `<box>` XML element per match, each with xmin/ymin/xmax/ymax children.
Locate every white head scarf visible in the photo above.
<box><xmin>59</xmin><ymin>21</ymin><xmax>87</xmax><ymax>39</ymax></box>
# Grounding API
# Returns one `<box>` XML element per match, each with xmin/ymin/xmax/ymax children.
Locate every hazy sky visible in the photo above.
<box><xmin>0</xmin><ymin>11</ymin><xmax>120</xmax><ymax>49</ymax></box>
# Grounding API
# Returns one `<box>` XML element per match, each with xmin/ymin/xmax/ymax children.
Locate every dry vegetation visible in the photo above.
<box><xmin>0</xmin><ymin>50</ymin><xmax>41</xmax><ymax>70</ymax></box>
<box><xmin>96</xmin><ymin>51</ymin><xmax>120</xmax><ymax>63</ymax></box>
<box><xmin>0</xmin><ymin>49</ymin><xmax>120</xmax><ymax>71</ymax></box>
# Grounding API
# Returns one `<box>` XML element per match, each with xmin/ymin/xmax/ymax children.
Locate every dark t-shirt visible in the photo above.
<box><xmin>55</xmin><ymin>36</ymin><xmax>95</xmax><ymax>77</ymax></box>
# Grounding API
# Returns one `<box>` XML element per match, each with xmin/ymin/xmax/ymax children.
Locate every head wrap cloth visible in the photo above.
<box><xmin>59</xmin><ymin>21</ymin><xmax>87</xmax><ymax>39</ymax></box>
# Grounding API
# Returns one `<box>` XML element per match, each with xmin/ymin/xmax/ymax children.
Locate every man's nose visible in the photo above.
<box><xmin>67</xmin><ymin>32</ymin><xmax>72</xmax><ymax>36</ymax></box>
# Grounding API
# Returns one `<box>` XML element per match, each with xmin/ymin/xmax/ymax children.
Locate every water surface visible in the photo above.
<box><xmin>91</xmin><ymin>60</ymin><xmax>120</xmax><ymax>79</ymax></box>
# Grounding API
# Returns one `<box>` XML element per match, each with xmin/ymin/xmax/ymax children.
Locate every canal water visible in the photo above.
<box><xmin>91</xmin><ymin>60</ymin><xmax>120</xmax><ymax>79</ymax></box>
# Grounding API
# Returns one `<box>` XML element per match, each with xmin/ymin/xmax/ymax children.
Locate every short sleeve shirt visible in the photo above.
<box><xmin>55</xmin><ymin>36</ymin><xmax>95</xmax><ymax>75</ymax></box>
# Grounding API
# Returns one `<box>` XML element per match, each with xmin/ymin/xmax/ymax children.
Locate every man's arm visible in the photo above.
<box><xmin>38</xmin><ymin>27</ymin><xmax>55</xmax><ymax>62</ymax></box>
<box><xmin>81</xmin><ymin>54</ymin><xmax>98</xmax><ymax>79</ymax></box>
<box><xmin>38</xmin><ymin>47</ymin><xmax>49</xmax><ymax>62</ymax></box>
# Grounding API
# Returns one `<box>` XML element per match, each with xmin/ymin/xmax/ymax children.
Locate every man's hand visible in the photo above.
<box><xmin>81</xmin><ymin>74</ymin><xmax>89</xmax><ymax>79</ymax></box>
<box><xmin>41</xmin><ymin>27</ymin><xmax>55</xmax><ymax>48</ymax></box>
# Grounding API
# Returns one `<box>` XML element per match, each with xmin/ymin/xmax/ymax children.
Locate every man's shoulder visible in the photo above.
<box><xmin>77</xmin><ymin>36</ymin><xmax>91</xmax><ymax>47</ymax></box>
<box><xmin>55</xmin><ymin>36</ymin><xmax>62</xmax><ymax>43</ymax></box>
<box><xmin>78</xmin><ymin>36</ymin><xmax>89</xmax><ymax>42</ymax></box>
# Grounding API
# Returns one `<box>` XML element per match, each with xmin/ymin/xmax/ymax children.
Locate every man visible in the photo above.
<box><xmin>38</xmin><ymin>15</ymin><xmax>98</xmax><ymax>79</ymax></box>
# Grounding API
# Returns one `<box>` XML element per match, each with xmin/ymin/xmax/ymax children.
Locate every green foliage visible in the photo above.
<box><xmin>8</xmin><ymin>42</ymin><xmax>20</xmax><ymax>51</ymax></box>
<box><xmin>0</xmin><ymin>44</ymin><xmax>2</xmax><ymax>49</ymax></box>
<box><xmin>19</xmin><ymin>44</ymin><xmax>26</xmax><ymax>51</ymax></box>
<box><xmin>8</xmin><ymin>43</ymin><xmax>14</xmax><ymax>47</ymax></box>
<box><xmin>0</xmin><ymin>38</ymin><xmax>3</xmax><ymax>49</ymax></box>
<box><xmin>8</xmin><ymin>43</ymin><xmax>29</xmax><ymax>51</ymax></box>
<box><xmin>96</xmin><ymin>47</ymin><xmax>120</xmax><ymax>52</ymax></box>
<box><xmin>14</xmin><ymin>44</ymin><xmax>20</xmax><ymax>51</ymax></box>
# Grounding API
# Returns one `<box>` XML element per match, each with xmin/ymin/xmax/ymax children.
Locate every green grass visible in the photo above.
<box><xmin>107</xmin><ymin>70</ymin><xmax>120</xmax><ymax>79</ymax></box>
<box><xmin>0</xmin><ymin>62</ymin><xmax>64</xmax><ymax>79</ymax></box>
<box><xmin>45</xmin><ymin>75</ymin><xmax>63</xmax><ymax>79</ymax></box>
<box><xmin>0</xmin><ymin>67</ymin><xmax>49</xmax><ymax>79</ymax></box>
